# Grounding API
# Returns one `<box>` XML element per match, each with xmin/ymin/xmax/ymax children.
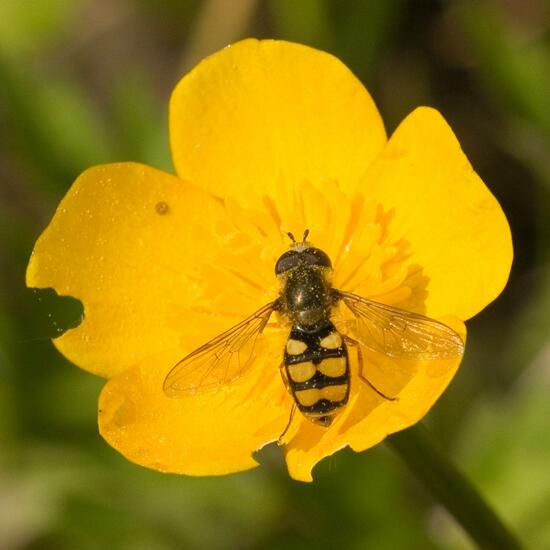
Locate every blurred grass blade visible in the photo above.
<box><xmin>387</xmin><ymin>424</ymin><xmax>523</xmax><ymax>550</ymax></box>
<box><xmin>269</xmin><ymin>0</ymin><xmax>333</xmax><ymax>50</ymax></box>
<box><xmin>457</xmin><ymin>1</ymin><xmax>550</xmax><ymax>137</ymax></box>
<box><xmin>181</xmin><ymin>0</ymin><xmax>259</xmax><ymax>72</ymax></box>
<box><xmin>0</xmin><ymin>56</ymin><xmax>113</xmax><ymax>194</ymax></box>
<box><xmin>110</xmin><ymin>69</ymin><xmax>171</xmax><ymax>172</ymax></box>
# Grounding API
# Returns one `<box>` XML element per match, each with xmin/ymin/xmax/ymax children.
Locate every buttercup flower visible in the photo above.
<box><xmin>27</xmin><ymin>39</ymin><xmax>512</xmax><ymax>481</ymax></box>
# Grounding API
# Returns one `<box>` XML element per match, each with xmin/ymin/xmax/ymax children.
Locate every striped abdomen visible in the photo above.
<box><xmin>283</xmin><ymin>321</ymin><xmax>350</xmax><ymax>427</ymax></box>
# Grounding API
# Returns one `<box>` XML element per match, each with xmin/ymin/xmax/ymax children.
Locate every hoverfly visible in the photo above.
<box><xmin>163</xmin><ymin>230</ymin><xmax>464</xmax><ymax>429</ymax></box>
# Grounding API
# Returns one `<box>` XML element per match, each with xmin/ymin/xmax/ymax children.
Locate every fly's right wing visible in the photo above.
<box><xmin>338</xmin><ymin>290</ymin><xmax>464</xmax><ymax>361</ymax></box>
<box><xmin>163</xmin><ymin>302</ymin><xmax>276</xmax><ymax>397</ymax></box>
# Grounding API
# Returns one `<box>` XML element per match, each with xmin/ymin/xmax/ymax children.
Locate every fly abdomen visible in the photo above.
<box><xmin>283</xmin><ymin>321</ymin><xmax>350</xmax><ymax>427</ymax></box>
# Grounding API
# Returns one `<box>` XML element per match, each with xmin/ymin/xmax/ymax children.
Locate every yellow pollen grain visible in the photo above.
<box><xmin>319</xmin><ymin>332</ymin><xmax>342</xmax><ymax>349</ymax></box>
<box><xmin>322</xmin><ymin>384</ymin><xmax>348</xmax><ymax>402</ymax></box>
<box><xmin>295</xmin><ymin>388</ymin><xmax>321</xmax><ymax>407</ymax></box>
<box><xmin>318</xmin><ymin>357</ymin><xmax>347</xmax><ymax>377</ymax></box>
<box><xmin>286</xmin><ymin>339</ymin><xmax>307</xmax><ymax>355</ymax></box>
<box><xmin>288</xmin><ymin>361</ymin><xmax>316</xmax><ymax>383</ymax></box>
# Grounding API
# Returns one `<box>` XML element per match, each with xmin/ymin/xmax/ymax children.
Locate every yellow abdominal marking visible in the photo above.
<box><xmin>286</xmin><ymin>339</ymin><xmax>308</xmax><ymax>355</ymax></box>
<box><xmin>288</xmin><ymin>361</ymin><xmax>316</xmax><ymax>383</ymax></box>
<box><xmin>295</xmin><ymin>385</ymin><xmax>348</xmax><ymax>406</ymax></box>
<box><xmin>319</xmin><ymin>332</ymin><xmax>342</xmax><ymax>349</ymax></box>
<box><xmin>318</xmin><ymin>356</ymin><xmax>347</xmax><ymax>377</ymax></box>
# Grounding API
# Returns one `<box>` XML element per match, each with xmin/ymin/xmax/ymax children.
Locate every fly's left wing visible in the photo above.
<box><xmin>337</xmin><ymin>290</ymin><xmax>464</xmax><ymax>361</ymax></box>
<box><xmin>163</xmin><ymin>302</ymin><xmax>276</xmax><ymax>397</ymax></box>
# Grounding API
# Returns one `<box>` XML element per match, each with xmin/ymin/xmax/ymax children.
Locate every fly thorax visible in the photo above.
<box><xmin>282</xmin><ymin>265</ymin><xmax>332</xmax><ymax>328</ymax></box>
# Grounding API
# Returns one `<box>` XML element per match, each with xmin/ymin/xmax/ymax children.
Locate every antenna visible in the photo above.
<box><xmin>286</xmin><ymin>230</ymin><xmax>310</xmax><ymax>245</ymax></box>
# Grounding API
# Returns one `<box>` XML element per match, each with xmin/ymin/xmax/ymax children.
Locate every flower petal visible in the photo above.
<box><xmin>26</xmin><ymin>162</ymin><xmax>255</xmax><ymax>378</ymax></box>
<box><xmin>170</xmin><ymin>39</ymin><xmax>386</xmax><ymax>199</ymax></box>
<box><xmin>284</xmin><ymin>317</ymin><xmax>466</xmax><ymax>481</ymax></box>
<box><xmin>99</xmin><ymin>341</ymin><xmax>293</xmax><ymax>476</ymax></box>
<box><xmin>360</xmin><ymin>107</ymin><xmax>513</xmax><ymax>320</ymax></box>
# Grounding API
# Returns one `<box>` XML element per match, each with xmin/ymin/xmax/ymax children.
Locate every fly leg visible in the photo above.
<box><xmin>277</xmin><ymin>363</ymin><xmax>297</xmax><ymax>445</ymax></box>
<box><xmin>279</xmin><ymin>362</ymin><xmax>291</xmax><ymax>393</ymax></box>
<box><xmin>277</xmin><ymin>403</ymin><xmax>297</xmax><ymax>446</ymax></box>
<box><xmin>343</xmin><ymin>335</ymin><xmax>398</xmax><ymax>402</ymax></box>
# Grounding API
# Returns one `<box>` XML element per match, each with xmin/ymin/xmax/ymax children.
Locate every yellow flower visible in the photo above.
<box><xmin>26</xmin><ymin>39</ymin><xmax>512</xmax><ymax>482</ymax></box>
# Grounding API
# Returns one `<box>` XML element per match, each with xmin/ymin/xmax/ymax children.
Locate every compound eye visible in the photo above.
<box><xmin>275</xmin><ymin>250</ymin><xmax>299</xmax><ymax>275</ymax></box>
<box><xmin>302</xmin><ymin>248</ymin><xmax>332</xmax><ymax>269</ymax></box>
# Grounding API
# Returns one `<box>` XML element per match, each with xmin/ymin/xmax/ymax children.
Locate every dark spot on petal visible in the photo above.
<box><xmin>155</xmin><ymin>201</ymin><xmax>169</xmax><ymax>215</ymax></box>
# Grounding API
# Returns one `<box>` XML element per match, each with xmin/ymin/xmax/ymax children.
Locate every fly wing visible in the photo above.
<box><xmin>163</xmin><ymin>302</ymin><xmax>276</xmax><ymax>397</ymax></box>
<box><xmin>338</xmin><ymin>290</ymin><xmax>464</xmax><ymax>361</ymax></box>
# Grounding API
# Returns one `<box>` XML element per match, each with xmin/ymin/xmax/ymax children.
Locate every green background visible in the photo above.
<box><xmin>1</xmin><ymin>1</ymin><xmax>549</xmax><ymax>548</ymax></box>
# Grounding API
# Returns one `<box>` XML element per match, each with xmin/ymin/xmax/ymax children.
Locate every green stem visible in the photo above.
<box><xmin>386</xmin><ymin>424</ymin><xmax>522</xmax><ymax>550</ymax></box>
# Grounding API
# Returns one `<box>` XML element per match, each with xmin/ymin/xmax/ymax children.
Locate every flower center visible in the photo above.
<box><xmin>172</xmin><ymin>178</ymin><xmax>430</xmax><ymax>357</ymax></box>
<box><xmin>212</xmin><ymin>179</ymin><xmax>425</xmax><ymax>308</ymax></box>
